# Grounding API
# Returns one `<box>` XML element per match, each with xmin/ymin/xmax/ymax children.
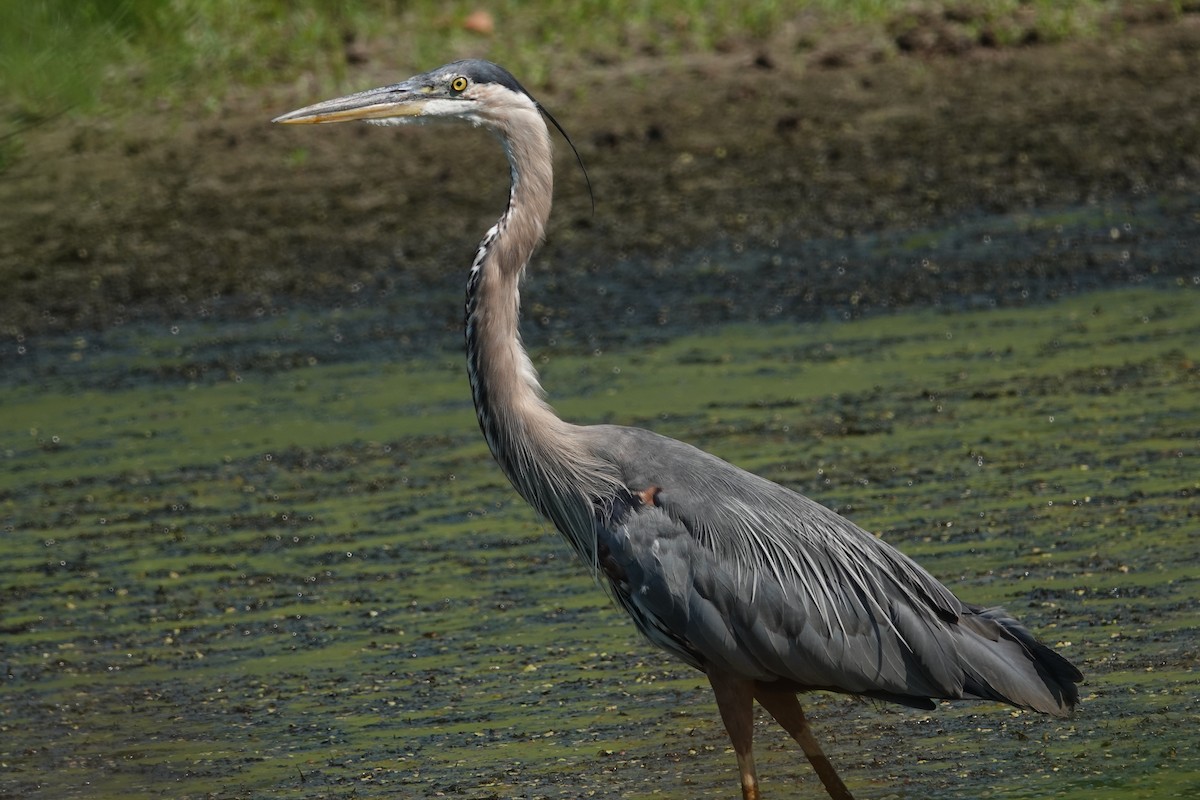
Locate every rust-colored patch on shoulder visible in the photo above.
<box><xmin>637</xmin><ymin>485</ymin><xmax>662</xmax><ymax>507</ymax></box>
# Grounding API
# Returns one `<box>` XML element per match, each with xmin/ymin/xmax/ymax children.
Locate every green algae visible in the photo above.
<box><xmin>2</xmin><ymin>285</ymin><xmax>1197</xmax><ymax>798</ymax></box>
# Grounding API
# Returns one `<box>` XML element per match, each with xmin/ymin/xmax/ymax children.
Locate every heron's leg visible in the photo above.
<box><xmin>753</xmin><ymin>685</ymin><xmax>855</xmax><ymax>800</ymax></box>
<box><xmin>707</xmin><ymin>669</ymin><xmax>760</xmax><ymax>800</ymax></box>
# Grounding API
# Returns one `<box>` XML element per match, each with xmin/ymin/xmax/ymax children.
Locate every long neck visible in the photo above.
<box><xmin>464</xmin><ymin>107</ymin><xmax>619</xmax><ymax>552</ymax></box>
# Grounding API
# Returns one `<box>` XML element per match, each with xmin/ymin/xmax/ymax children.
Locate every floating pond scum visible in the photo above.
<box><xmin>1</xmin><ymin>286</ymin><xmax>1196</xmax><ymax>798</ymax></box>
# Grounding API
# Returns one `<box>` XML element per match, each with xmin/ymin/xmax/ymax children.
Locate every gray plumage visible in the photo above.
<box><xmin>589</xmin><ymin>426</ymin><xmax>1079</xmax><ymax>712</ymax></box>
<box><xmin>276</xmin><ymin>60</ymin><xmax>1082</xmax><ymax>800</ymax></box>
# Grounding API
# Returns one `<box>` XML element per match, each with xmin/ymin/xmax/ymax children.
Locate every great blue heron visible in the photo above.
<box><xmin>274</xmin><ymin>60</ymin><xmax>1082</xmax><ymax>800</ymax></box>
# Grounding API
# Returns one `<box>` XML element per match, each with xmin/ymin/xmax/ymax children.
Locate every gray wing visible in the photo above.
<box><xmin>586</xmin><ymin>424</ymin><xmax>1080</xmax><ymax>714</ymax></box>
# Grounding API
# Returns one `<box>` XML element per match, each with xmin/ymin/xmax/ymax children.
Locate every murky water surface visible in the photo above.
<box><xmin>2</xmin><ymin>224</ymin><xmax>1197</xmax><ymax>800</ymax></box>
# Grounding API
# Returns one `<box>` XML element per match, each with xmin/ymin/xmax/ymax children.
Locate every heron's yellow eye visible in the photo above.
<box><xmin>450</xmin><ymin>76</ymin><xmax>468</xmax><ymax>93</ymax></box>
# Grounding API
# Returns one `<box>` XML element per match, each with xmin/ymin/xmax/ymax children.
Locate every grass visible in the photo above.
<box><xmin>0</xmin><ymin>1</ymin><xmax>1176</xmax><ymax>126</ymax></box>
<box><xmin>1</xmin><ymin>0</ymin><xmax>1181</xmax><ymax>172</ymax></box>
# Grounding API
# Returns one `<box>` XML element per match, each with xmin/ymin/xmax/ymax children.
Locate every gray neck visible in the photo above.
<box><xmin>462</xmin><ymin>105</ymin><xmax>620</xmax><ymax>558</ymax></box>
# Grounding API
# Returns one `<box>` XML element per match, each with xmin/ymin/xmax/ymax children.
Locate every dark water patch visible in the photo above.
<box><xmin>4</xmin><ymin>189</ymin><xmax>1198</xmax><ymax>398</ymax></box>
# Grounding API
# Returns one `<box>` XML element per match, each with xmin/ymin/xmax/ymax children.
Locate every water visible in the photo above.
<box><xmin>2</xmin><ymin>262</ymin><xmax>1197</xmax><ymax>798</ymax></box>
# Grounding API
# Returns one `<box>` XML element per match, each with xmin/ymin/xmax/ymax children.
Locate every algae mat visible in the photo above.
<box><xmin>2</xmin><ymin>286</ymin><xmax>1197</xmax><ymax>799</ymax></box>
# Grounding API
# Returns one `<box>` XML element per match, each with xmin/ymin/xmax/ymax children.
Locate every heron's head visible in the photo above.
<box><xmin>275</xmin><ymin>60</ymin><xmax>592</xmax><ymax>207</ymax></box>
<box><xmin>272</xmin><ymin>60</ymin><xmax>538</xmax><ymax>131</ymax></box>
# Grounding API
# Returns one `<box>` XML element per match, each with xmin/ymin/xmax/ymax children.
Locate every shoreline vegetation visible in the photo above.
<box><xmin>4</xmin><ymin>2</ymin><xmax>1184</xmax><ymax>122</ymax></box>
<box><xmin>1</xmin><ymin>3</ymin><xmax>1198</xmax><ymax>341</ymax></box>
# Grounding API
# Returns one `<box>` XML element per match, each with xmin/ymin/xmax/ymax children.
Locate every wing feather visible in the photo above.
<box><xmin>586</xmin><ymin>424</ymin><xmax>1077</xmax><ymax>712</ymax></box>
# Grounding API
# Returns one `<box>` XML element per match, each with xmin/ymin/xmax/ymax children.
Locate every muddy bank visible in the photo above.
<box><xmin>1</xmin><ymin>18</ymin><xmax>1198</xmax><ymax>347</ymax></box>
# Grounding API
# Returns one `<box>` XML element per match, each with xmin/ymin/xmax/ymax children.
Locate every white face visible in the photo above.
<box><xmin>364</xmin><ymin>96</ymin><xmax>484</xmax><ymax>128</ymax></box>
<box><xmin>420</xmin><ymin>97</ymin><xmax>476</xmax><ymax>117</ymax></box>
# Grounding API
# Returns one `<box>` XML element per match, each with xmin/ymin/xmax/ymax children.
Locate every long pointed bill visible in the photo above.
<box><xmin>272</xmin><ymin>82</ymin><xmax>428</xmax><ymax>125</ymax></box>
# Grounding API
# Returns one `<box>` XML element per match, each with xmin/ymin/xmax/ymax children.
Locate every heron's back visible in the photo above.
<box><xmin>583</xmin><ymin>424</ymin><xmax>1081</xmax><ymax>715</ymax></box>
